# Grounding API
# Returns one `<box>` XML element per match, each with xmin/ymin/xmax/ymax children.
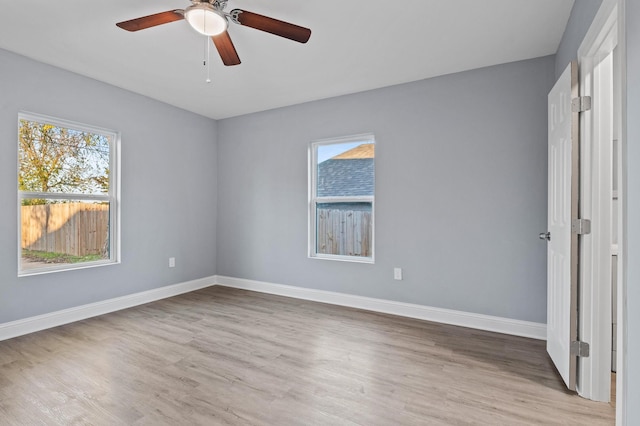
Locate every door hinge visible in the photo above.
<box><xmin>572</xmin><ymin>218</ymin><xmax>591</xmax><ymax>235</ymax></box>
<box><xmin>572</xmin><ymin>96</ymin><xmax>592</xmax><ymax>112</ymax></box>
<box><xmin>571</xmin><ymin>340</ymin><xmax>590</xmax><ymax>357</ymax></box>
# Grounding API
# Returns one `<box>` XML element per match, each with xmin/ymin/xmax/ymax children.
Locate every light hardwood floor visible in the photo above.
<box><xmin>0</xmin><ymin>286</ymin><xmax>615</xmax><ymax>425</ymax></box>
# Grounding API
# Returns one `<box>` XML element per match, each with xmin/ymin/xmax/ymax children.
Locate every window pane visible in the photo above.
<box><xmin>317</xmin><ymin>142</ymin><xmax>374</xmax><ymax>197</ymax></box>
<box><xmin>18</xmin><ymin>119</ymin><xmax>110</xmax><ymax>195</ymax></box>
<box><xmin>21</xmin><ymin>199</ymin><xmax>110</xmax><ymax>271</ymax></box>
<box><xmin>316</xmin><ymin>202</ymin><xmax>372</xmax><ymax>257</ymax></box>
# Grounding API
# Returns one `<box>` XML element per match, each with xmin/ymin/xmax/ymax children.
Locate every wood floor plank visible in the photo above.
<box><xmin>0</xmin><ymin>286</ymin><xmax>615</xmax><ymax>425</ymax></box>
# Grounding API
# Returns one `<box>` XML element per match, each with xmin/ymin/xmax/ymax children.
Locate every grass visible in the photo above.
<box><xmin>22</xmin><ymin>249</ymin><xmax>104</xmax><ymax>264</ymax></box>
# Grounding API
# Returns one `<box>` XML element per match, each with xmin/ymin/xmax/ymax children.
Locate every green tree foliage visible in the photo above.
<box><xmin>19</xmin><ymin>120</ymin><xmax>110</xmax><ymax>204</ymax></box>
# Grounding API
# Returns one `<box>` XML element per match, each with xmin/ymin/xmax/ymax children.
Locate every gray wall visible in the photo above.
<box><xmin>555</xmin><ymin>0</ymin><xmax>603</xmax><ymax>78</ymax></box>
<box><xmin>0</xmin><ymin>49</ymin><xmax>218</xmax><ymax>323</ymax></box>
<box><xmin>217</xmin><ymin>56</ymin><xmax>555</xmax><ymax>323</ymax></box>
<box><xmin>625</xmin><ymin>0</ymin><xmax>639</xmax><ymax>422</ymax></box>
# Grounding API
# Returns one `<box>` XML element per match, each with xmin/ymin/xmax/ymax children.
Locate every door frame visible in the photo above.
<box><xmin>576</xmin><ymin>0</ymin><xmax>625</xmax><ymax>420</ymax></box>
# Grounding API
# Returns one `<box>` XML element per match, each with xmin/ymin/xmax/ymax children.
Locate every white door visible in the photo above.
<box><xmin>545</xmin><ymin>61</ymin><xmax>579</xmax><ymax>391</ymax></box>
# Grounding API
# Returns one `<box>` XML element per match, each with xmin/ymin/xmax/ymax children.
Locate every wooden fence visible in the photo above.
<box><xmin>21</xmin><ymin>203</ymin><xmax>109</xmax><ymax>256</ymax></box>
<box><xmin>316</xmin><ymin>206</ymin><xmax>372</xmax><ymax>257</ymax></box>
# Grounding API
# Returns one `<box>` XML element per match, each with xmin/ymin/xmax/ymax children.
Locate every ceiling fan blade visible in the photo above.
<box><xmin>116</xmin><ymin>10</ymin><xmax>184</xmax><ymax>32</ymax></box>
<box><xmin>212</xmin><ymin>32</ymin><xmax>241</xmax><ymax>66</ymax></box>
<box><xmin>231</xmin><ymin>9</ymin><xmax>311</xmax><ymax>43</ymax></box>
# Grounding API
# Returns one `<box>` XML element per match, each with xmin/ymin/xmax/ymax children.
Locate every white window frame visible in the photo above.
<box><xmin>17</xmin><ymin>111</ymin><xmax>121</xmax><ymax>276</ymax></box>
<box><xmin>308</xmin><ymin>133</ymin><xmax>375</xmax><ymax>263</ymax></box>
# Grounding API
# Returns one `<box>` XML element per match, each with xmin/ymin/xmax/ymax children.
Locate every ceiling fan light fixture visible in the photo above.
<box><xmin>184</xmin><ymin>3</ymin><xmax>228</xmax><ymax>36</ymax></box>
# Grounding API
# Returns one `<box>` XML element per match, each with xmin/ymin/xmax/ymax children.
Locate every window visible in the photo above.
<box><xmin>309</xmin><ymin>134</ymin><xmax>375</xmax><ymax>262</ymax></box>
<box><xmin>18</xmin><ymin>112</ymin><xmax>119</xmax><ymax>276</ymax></box>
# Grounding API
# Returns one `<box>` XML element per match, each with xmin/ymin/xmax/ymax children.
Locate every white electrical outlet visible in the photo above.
<box><xmin>169</xmin><ymin>257</ymin><xmax>176</xmax><ymax>268</ymax></box>
<box><xmin>394</xmin><ymin>267</ymin><xmax>402</xmax><ymax>280</ymax></box>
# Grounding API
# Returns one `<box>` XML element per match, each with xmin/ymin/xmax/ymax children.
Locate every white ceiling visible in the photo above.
<box><xmin>0</xmin><ymin>0</ymin><xmax>574</xmax><ymax>120</ymax></box>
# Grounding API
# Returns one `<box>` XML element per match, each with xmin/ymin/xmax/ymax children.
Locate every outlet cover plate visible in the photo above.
<box><xmin>394</xmin><ymin>267</ymin><xmax>402</xmax><ymax>280</ymax></box>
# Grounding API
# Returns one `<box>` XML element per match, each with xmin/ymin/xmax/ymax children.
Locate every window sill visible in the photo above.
<box><xmin>18</xmin><ymin>259</ymin><xmax>120</xmax><ymax>278</ymax></box>
<box><xmin>309</xmin><ymin>254</ymin><xmax>375</xmax><ymax>264</ymax></box>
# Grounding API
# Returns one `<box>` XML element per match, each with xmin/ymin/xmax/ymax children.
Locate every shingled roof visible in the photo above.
<box><xmin>317</xmin><ymin>144</ymin><xmax>374</xmax><ymax>197</ymax></box>
<box><xmin>331</xmin><ymin>143</ymin><xmax>374</xmax><ymax>159</ymax></box>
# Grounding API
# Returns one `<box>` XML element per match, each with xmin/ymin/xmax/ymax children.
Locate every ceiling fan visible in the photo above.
<box><xmin>116</xmin><ymin>0</ymin><xmax>311</xmax><ymax>66</ymax></box>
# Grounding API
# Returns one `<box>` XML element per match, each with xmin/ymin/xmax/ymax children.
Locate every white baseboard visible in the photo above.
<box><xmin>215</xmin><ymin>275</ymin><xmax>547</xmax><ymax>340</ymax></box>
<box><xmin>0</xmin><ymin>274</ymin><xmax>546</xmax><ymax>342</ymax></box>
<box><xmin>0</xmin><ymin>276</ymin><xmax>216</xmax><ymax>342</ymax></box>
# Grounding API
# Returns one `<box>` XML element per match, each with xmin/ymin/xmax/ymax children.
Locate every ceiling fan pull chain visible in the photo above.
<box><xmin>202</xmin><ymin>36</ymin><xmax>212</xmax><ymax>83</ymax></box>
<box><xmin>206</xmin><ymin>36</ymin><xmax>212</xmax><ymax>83</ymax></box>
<box><xmin>203</xmin><ymin>36</ymin><xmax>207</xmax><ymax>67</ymax></box>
